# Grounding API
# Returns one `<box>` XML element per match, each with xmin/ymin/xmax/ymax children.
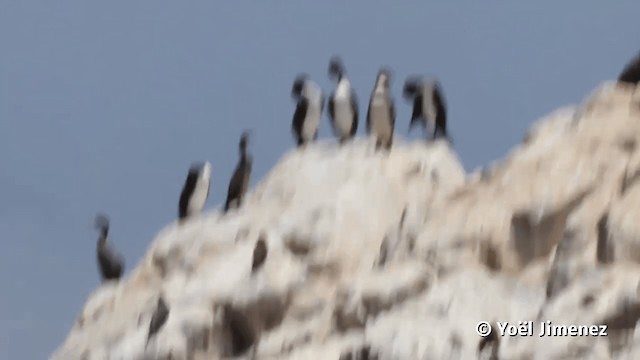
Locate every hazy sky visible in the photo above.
<box><xmin>1</xmin><ymin>1</ymin><xmax>638</xmax><ymax>358</ymax></box>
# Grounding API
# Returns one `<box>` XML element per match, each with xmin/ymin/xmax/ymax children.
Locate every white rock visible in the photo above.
<box><xmin>53</xmin><ymin>82</ymin><xmax>640</xmax><ymax>359</ymax></box>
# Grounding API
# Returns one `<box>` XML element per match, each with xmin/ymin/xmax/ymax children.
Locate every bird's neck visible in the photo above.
<box><xmin>303</xmin><ymin>83</ymin><xmax>322</xmax><ymax>102</ymax></box>
<box><xmin>240</xmin><ymin>151</ymin><xmax>252</xmax><ymax>164</ymax></box>
<box><xmin>336</xmin><ymin>78</ymin><xmax>351</xmax><ymax>97</ymax></box>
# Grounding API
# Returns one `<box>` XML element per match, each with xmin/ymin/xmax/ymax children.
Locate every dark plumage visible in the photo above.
<box><xmin>224</xmin><ymin>131</ymin><xmax>253</xmax><ymax>213</ymax></box>
<box><xmin>291</xmin><ymin>74</ymin><xmax>306</xmax><ymax>99</ymax></box>
<box><xmin>94</xmin><ymin>213</ymin><xmax>124</xmax><ymax>283</ymax></box>
<box><xmin>179</xmin><ymin>170</ymin><xmax>199</xmax><ymax>219</ymax></box>
<box><xmin>328</xmin><ymin>56</ymin><xmax>344</xmax><ymax>80</ymax></box>
<box><xmin>251</xmin><ymin>236</ymin><xmax>268</xmax><ymax>273</ymax></box>
<box><xmin>146</xmin><ymin>295</ymin><xmax>170</xmax><ymax>347</ymax></box>
<box><xmin>291</xmin><ymin>74</ymin><xmax>324</xmax><ymax>147</ymax></box>
<box><xmin>292</xmin><ymin>103</ymin><xmax>309</xmax><ymax>147</ymax></box>
<box><xmin>291</xmin><ymin>74</ymin><xmax>308</xmax><ymax>148</ymax></box>
<box><xmin>477</xmin><ymin>322</ymin><xmax>500</xmax><ymax>360</ymax></box>
<box><xmin>403</xmin><ymin>76</ymin><xmax>449</xmax><ymax>141</ymax></box>
<box><xmin>178</xmin><ymin>162</ymin><xmax>211</xmax><ymax>221</ymax></box>
<box><xmin>618</xmin><ymin>52</ymin><xmax>640</xmax><ymax>85</ymax></box>
<box><xmin>328</xmin><ymin>56</ymin><xmax>359</xmax><ymax>144</ymax></box>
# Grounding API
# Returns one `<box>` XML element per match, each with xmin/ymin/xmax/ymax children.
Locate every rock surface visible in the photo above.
<box><xmin>53</xmin><ymin>82</ymin><xmax>640</xmax><ymax>360</ymax></box>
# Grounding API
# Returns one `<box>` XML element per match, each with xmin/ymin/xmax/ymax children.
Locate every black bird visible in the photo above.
<box><xmin>146</xmin><ymin>295</ymin><xmax>170</xmax><ymax>347</ymax></box>
<box><xmin>328</xmin><ymin>56</ymin><xmax>359</xmax><ymax>144</ymax></box>
<box><xmin>94</xmin><ymin>213</ymin><xmax>124</xmax><ymax>283</ymax></box>
<box><xmin>618</xmin><ymin>52</ymin><xmax>640</xmax><ymax>85</ymax></box>
<box><xmin>403</xmin><ymin>75</ymin><xmax>449</xmax><ymax>141</ymax></box>
<box><xmin>224</xmin><ymin>131</ymin><xmax>253</xmax><ymax>213</ymax></box>
<box><xmin>251</xmin><ymin>235</ymin><xmax>268</xmax><ymax>273</ymax></box>
<box><xmin>291</xmin><ymin>74</ymin><xmax>324</xmax><ymax>147</ymax></box>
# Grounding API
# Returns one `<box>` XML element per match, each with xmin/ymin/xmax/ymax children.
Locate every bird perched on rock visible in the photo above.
<box><xmin>328</xmin><ymin>56</ymin><xmax>359</xmax><ymax>144</ymax></box>
<box><xmin>146</xmin><ymin>294</ymin><xmax>170</xmax><ymax>347</ymax></box>
<box><xmin>178</xmin><ymin>161</ymin><xmax>212</xmax><ymax>221</ymax></box>
<box><xmin>291</xmin><ymin>74</ymin><xmax>324</xmax><ymax>147</ymax></box>
<box><xmin>224</xmin><ymin>131</ymin><xmax>253</xmax><ymax>213</ymax></box>
<box><xmin>618</xmin><ymin>51</ymin><xmax>640</xmax><ymax>85</ymax></box>
<box><xmin>403</xmin><ymin>75</ymin><xmax>449</xmax><ymax>141</ymax></box>
<box><xmin>251</xmin><ymin>235</ymin><xmax>268</xmax><ymax>273</ymax></box>
<box><xmin>366</xmin><ymin>68</ymin><xmax>396</xmax><ymax>151</ymax></box>
<box><xmin>94</xmin><ymin>213</ymin><xmax>124</xmax><ymax>283</ymax></box>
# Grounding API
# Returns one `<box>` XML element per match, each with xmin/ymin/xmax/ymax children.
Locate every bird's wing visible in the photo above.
<box><xmin>178</xmin><ymin>171</ymin><xmax>198</xmax><ymax>213</ymax></box>
<box><xmin>291</xmin><ymin>99</ymin><xmax>308</xmax><ymax>135</ymax></box>
<box><xmin>366</xmin><ymin>94</ymin><xmax>373</xmax><ymax>132</ymax></box>
<box><xmin>351</xmin><ymin>90</ymin><xmax>359</xmax><ymax>135</ymax></box>
<box><xmin>433</xmin><ymin>82</ymin><xmax>447</xmax><ymax>113</ymax></box>
<box><xmin>224</xmin><ymin>163</ymin><xmax>244</xmax><ymax>210</ymax></box>
<box><xmin>432</xmin><ymin>82</ymin><xmax>448</xmax><ymax>129</ymax></box>
<box><xmin>327</xmin><ymin>93</ymin><xmax>335</xmax><ymax>125</ymax></box>
<box><xmin>389</xmin><ymin>95</ymin><xmax>396</xmax><ymax>128</ymax></box>
<box><xmin>413</xmin><ymin>96</ymin><xmax>422</xmax><ymax>121</ymax></box>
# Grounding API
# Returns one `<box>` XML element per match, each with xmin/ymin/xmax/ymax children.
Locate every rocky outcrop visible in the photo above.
<box><xmin>53</xmin><ymin>82</ymin><xmax>640</xmax><ymax>359</ymax></box>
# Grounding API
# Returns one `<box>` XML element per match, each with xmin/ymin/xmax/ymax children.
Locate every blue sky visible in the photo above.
<box><xmin>1</xmin><ymin>1</ymin><xmax>638</xmax><ymax>358</ymax></box>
